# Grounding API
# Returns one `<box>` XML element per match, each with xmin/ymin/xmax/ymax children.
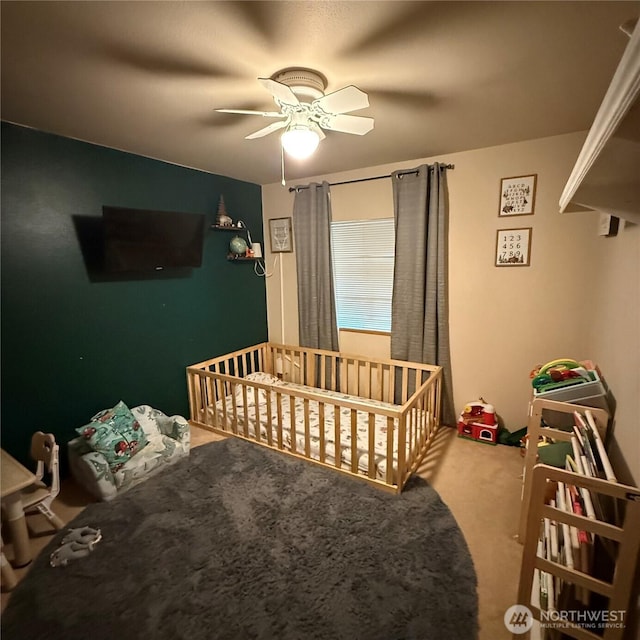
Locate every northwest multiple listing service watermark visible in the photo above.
<box><xmin>504</xmin><ymin>604</ymin><xmax>627</xmax><ymax>634</ymax></box>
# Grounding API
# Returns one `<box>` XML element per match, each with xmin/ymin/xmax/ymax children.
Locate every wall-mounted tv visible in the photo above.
<box><xmin>103</xmin><ymin>206</ymin><xmax>205</xmax><ymax>272</ymax></box>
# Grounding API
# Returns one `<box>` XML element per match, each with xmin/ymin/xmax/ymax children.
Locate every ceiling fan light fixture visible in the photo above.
<box><xmin>218</xmin><ymin>67</ymin><xmax>373</xmax><ymax>175</ymax></box>
<box><xmin>281</xmin><ymin>125</ymin><xmax>320</xmax><ymax>159</ymax></box>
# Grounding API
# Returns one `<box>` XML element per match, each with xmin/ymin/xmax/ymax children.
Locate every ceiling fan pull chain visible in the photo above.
<box><xmin>281</xmin><ymin>145</ymin><xmax>286</xmax><ymax>186</ymax></box>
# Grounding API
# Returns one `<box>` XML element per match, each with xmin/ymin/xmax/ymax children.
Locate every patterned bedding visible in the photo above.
<box><xmin>210</xmin><ymin>373</ymin><xmax>401</xmax><ymax>480</ymax></box>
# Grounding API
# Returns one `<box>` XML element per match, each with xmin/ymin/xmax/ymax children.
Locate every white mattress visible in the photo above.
<box><xmin>210</xmin><ymin>374</ymin><xmax>403</xmax><ymax>480</ymax></box>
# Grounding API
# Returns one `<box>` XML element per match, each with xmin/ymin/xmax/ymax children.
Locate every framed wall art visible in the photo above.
<box><xmin>495</xmin><ymin>227</ymin><xmax>532</xmax><ymax>267</ymax></box>
<box><xmin>499</xmin><ymin>174</ymin><xmax>537</xmax><ymax>216</ymax></box>
<box><xmin>269</xmin><ymin>217</ymin><xmax>294</xmax><ymax>253</ymax></box>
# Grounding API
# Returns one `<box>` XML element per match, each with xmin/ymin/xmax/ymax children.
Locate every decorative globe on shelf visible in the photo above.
<box><xmin>229</xmin><ymin>235</ymin><xmax>248</xmax><ymax>256</ymax></box>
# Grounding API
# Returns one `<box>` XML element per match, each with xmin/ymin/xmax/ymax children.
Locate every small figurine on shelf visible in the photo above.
<box><xmin>216</xmin><ymin>196</ymin><xmax>233</xmax><ymax>227</ymax></box>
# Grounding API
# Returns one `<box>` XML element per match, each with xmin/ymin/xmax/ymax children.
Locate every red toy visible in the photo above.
<box><xmin>457</xmin><ymin>398</ymin><xmax>498</xmax><ymax>445</ymax></box>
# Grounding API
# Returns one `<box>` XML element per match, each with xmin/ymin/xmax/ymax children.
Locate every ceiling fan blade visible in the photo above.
<box><xmin>245</xmin><ymin>120</ymin><xmax>288</xmax><ymax>140</ymax></box>
<box><xmin>216</xmin><ymin>108</ymin><xmax>284</xmax><ymax>117</ymax></box>
<box><xmin>258</xmin><ymin>78</ymin><xmax>300</xmax><ymax>106</ymax></box>
<box><xmin>313</xmin><ymin>86</ymin><xmax>369</xmax><ymax>114</ymax></box>
<box><xmin>320</xmin><ymin>114</ymin><xmax>374</xmax><ymax>135</ymax></box>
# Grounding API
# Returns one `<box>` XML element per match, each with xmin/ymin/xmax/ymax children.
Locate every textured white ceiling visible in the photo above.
<box><xmin>1</xmin><ymin>1</ymin><xmax>636</xmax><ymax>185</ymax></box>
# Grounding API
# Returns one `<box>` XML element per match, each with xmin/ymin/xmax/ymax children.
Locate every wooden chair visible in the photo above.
<box><xmin>0</xmin><ymin>534</ymin><xmax>18</xmax><ymax>591</ymax></box>
<box><xmin>20</xmin><ymin>432</ymin><xmax>64</xmax><ymax>531</ymax></box>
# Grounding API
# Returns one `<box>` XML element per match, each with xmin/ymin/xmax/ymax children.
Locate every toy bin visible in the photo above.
<box><xmin>533</xmin><ymin>370</ymin><xmax>609</xmax><ymax>411</ymax></box>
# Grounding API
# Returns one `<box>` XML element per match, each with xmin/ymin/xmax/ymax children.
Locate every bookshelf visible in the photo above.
<box><xmin>518</xmin><ymin>398</ymin><xmax>610</xmax><ymax>543</ymax></box>
<box><xmin>517</xmin><ymin>464</ymin><xmax>640</xmax><ymax>640</ymax></box>
<box><xmin>516</xmin><ymin>396</ymin><xmax>640</xmax><ymax>639</ymax></box>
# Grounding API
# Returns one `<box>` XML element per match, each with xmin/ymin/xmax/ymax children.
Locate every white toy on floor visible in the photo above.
<box><xmin>50</xmin><ymin>526</ymin><xmax>102</xmax><ymax>567</ymax></box>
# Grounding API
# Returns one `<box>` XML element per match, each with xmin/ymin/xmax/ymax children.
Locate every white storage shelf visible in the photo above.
<box><xmin>559</xmin><ymin>22</ymin><xmax>640</xmax><ymax>224</ymax></box>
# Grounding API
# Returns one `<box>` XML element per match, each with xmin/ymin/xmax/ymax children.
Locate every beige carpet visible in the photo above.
<box><xmin>2</xmin><ymin>425</ymin><xmax>525</xmax><ymax>640</ymax></box>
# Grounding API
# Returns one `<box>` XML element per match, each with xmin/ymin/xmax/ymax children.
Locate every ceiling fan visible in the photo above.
<box><xmin>216</xmin><ymin>68</ymin><xmax>374</xmax><ymax>162</ymax></box>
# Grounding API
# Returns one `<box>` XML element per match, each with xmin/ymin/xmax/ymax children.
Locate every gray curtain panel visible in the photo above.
<box><xmin>293</xmin><ymin>181</ymin><xmax>339</xmax><ymax>352</ymax></box>
<box><xmin>390</xmin><ymin>164</ymin><xmax>455</xmax><ymax>426</ymax></box>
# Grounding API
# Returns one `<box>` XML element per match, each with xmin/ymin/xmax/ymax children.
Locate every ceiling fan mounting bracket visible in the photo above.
<box><xmin>273</xmin><ymin>67</ymin><xmax>327</xmax><ymax>101</ymax></box>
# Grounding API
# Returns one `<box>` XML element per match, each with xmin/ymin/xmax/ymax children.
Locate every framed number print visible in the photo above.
<box><xmin>499</xmin><ymin>174</ymin><xmax>537</xmax><ymax>216</ymax></box>
<box><xmin>269</xmin><ymin>217</ymin><xmax>294</xmax><ymax>253</ymax></box>
<box><xmin>495</xmin><ymin>228</ymin><xmax>532</xmax><ymax>267</ymax></box>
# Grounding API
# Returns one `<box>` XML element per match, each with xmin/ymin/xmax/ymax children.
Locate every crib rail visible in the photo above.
<box><xmin>187</xmin><ymin>343</ymin><xmax>442</xmax><ymax>493</ymax></box>
<box><xmin>265</xmin><ymin>342</ymin><xmax>439</xmax><ymax>406</ymax></box>
<box><xmin>189</xmin><ymin>343</ymin><xmax>269</xmax><ymax>379</ymax></box>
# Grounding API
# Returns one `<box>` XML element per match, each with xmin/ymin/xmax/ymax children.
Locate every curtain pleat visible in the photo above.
<box><xmin>390</xmin><ymin>164</ymin><xmax>455</xmax><ymax>426</ymax></box>
<box><xmin>293</xmin><ymin>181</ymin><xmax>339</xmax><ymax>352</ymax></box>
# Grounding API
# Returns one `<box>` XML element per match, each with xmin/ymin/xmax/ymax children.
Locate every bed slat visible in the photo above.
<box><xmin>241</xmin><ymin>384</ymin><xmax>249</xmax><ymax>438</ymax></box>
<box><xmin>318</xmin><ymin>403</ymin><xmax>326</xmax><ymax>464</ymax></box>
<box><xmin>253</xmin><ymin>385</ymin><xmax>261</xmax><ymax>443</ymax></box>
<box><xmin>276</xmin><ymin>392</ymin><xmax>284</xmax><ymax>450</ymax></box>
<box><xmin>385</xmin><ymin>417</ymin><xmax>395</xmax><ymax>486</ymax></box>
<box><xmin>367</xmin><ymin>413</ymin><xmax>375</xmax><ymax>479</ymax></box>
<box><xmin>289</xmin><ymin>395</ymin><xmax>297</xmax><ymax>454</ymax></box>
<box><xmin>265</xmin><ymin>389</ymin><xmax>273</xmax><ymax>447</ymax></box>
<box><xmin>334</xmin><ymin>406</ymin><xmax>341</xmax><ymax>470</ymax></box>
<box><xmin>303</xmin><ymin>399</ymin><xmax>311</xmax><ymax>458</ymax></box>
<box><xmin>350</xmin><ymin>410</ymin><xmax>358</xmax><ymax>474</ymax></box>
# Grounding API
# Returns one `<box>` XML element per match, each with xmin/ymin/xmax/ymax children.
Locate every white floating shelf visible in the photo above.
<box><xmin>560</xmin><ymin>20</ymin><xmax>640</xmax><ymax>224</ymax></box>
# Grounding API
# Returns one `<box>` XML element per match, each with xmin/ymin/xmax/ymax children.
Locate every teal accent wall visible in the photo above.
<box><xmin>1</xmin><ymin>122</ymin><xmax>267</xmax><ymax>470</ymax></box>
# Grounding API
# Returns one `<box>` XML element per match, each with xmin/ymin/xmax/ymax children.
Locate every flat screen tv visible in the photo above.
<box><xmin>103</xmin><ymin>206</ymin><xmax>205</xmax><ymax>272</ymax></box>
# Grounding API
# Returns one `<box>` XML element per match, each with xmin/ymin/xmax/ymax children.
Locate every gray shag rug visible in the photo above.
<box><xmin>2</xmin><ymin>438</ymin><xmax>477</xmax><ymax>640</ymax></box>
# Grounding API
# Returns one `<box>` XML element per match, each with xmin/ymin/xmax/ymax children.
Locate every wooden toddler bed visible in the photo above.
<box><xmin>186</xmin><ymin>343</ymin><xmax>442</xmax><ymax>493</ymax></box>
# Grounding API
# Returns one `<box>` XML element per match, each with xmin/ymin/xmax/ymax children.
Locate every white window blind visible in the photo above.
<box><xmin>331</xmin><ymin>218</ymin><xmax>395</xmax><ymax>332</ymax></box>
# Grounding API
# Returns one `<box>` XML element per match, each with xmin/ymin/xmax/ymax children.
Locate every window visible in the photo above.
<box><xmin>331</xmin><ymin>218</ymin><xmax>395</xmax><ymax>332</ymax></box>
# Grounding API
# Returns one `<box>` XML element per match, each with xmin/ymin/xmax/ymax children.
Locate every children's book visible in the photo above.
<box><xmin>585</xmin><ymin>410</ymin><xmax>616</xmax><ymax>482</ymax></box>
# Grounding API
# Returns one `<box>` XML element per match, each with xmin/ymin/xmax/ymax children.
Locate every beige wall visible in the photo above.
<box><xmin>261</xmin><ymin>131</ymin><xmax>639</xmax><ymax>484</ymax></box>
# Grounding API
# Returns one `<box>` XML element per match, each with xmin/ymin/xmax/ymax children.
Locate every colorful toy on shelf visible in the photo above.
<box><xmin>530</xmin><ymin>358</ymin><xmax>592</xmax><ymax>394</ymax></box>
<box><xmin>456</xmin><ymin>398</ymin><xmax>498</xmax><ymax>445</ymax></box>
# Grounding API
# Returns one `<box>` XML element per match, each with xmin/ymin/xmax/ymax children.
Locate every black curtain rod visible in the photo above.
<box><xmin>288</xmin><ymin>164</ymin><xmax>455</xmax><ymax>192</ymax></box>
